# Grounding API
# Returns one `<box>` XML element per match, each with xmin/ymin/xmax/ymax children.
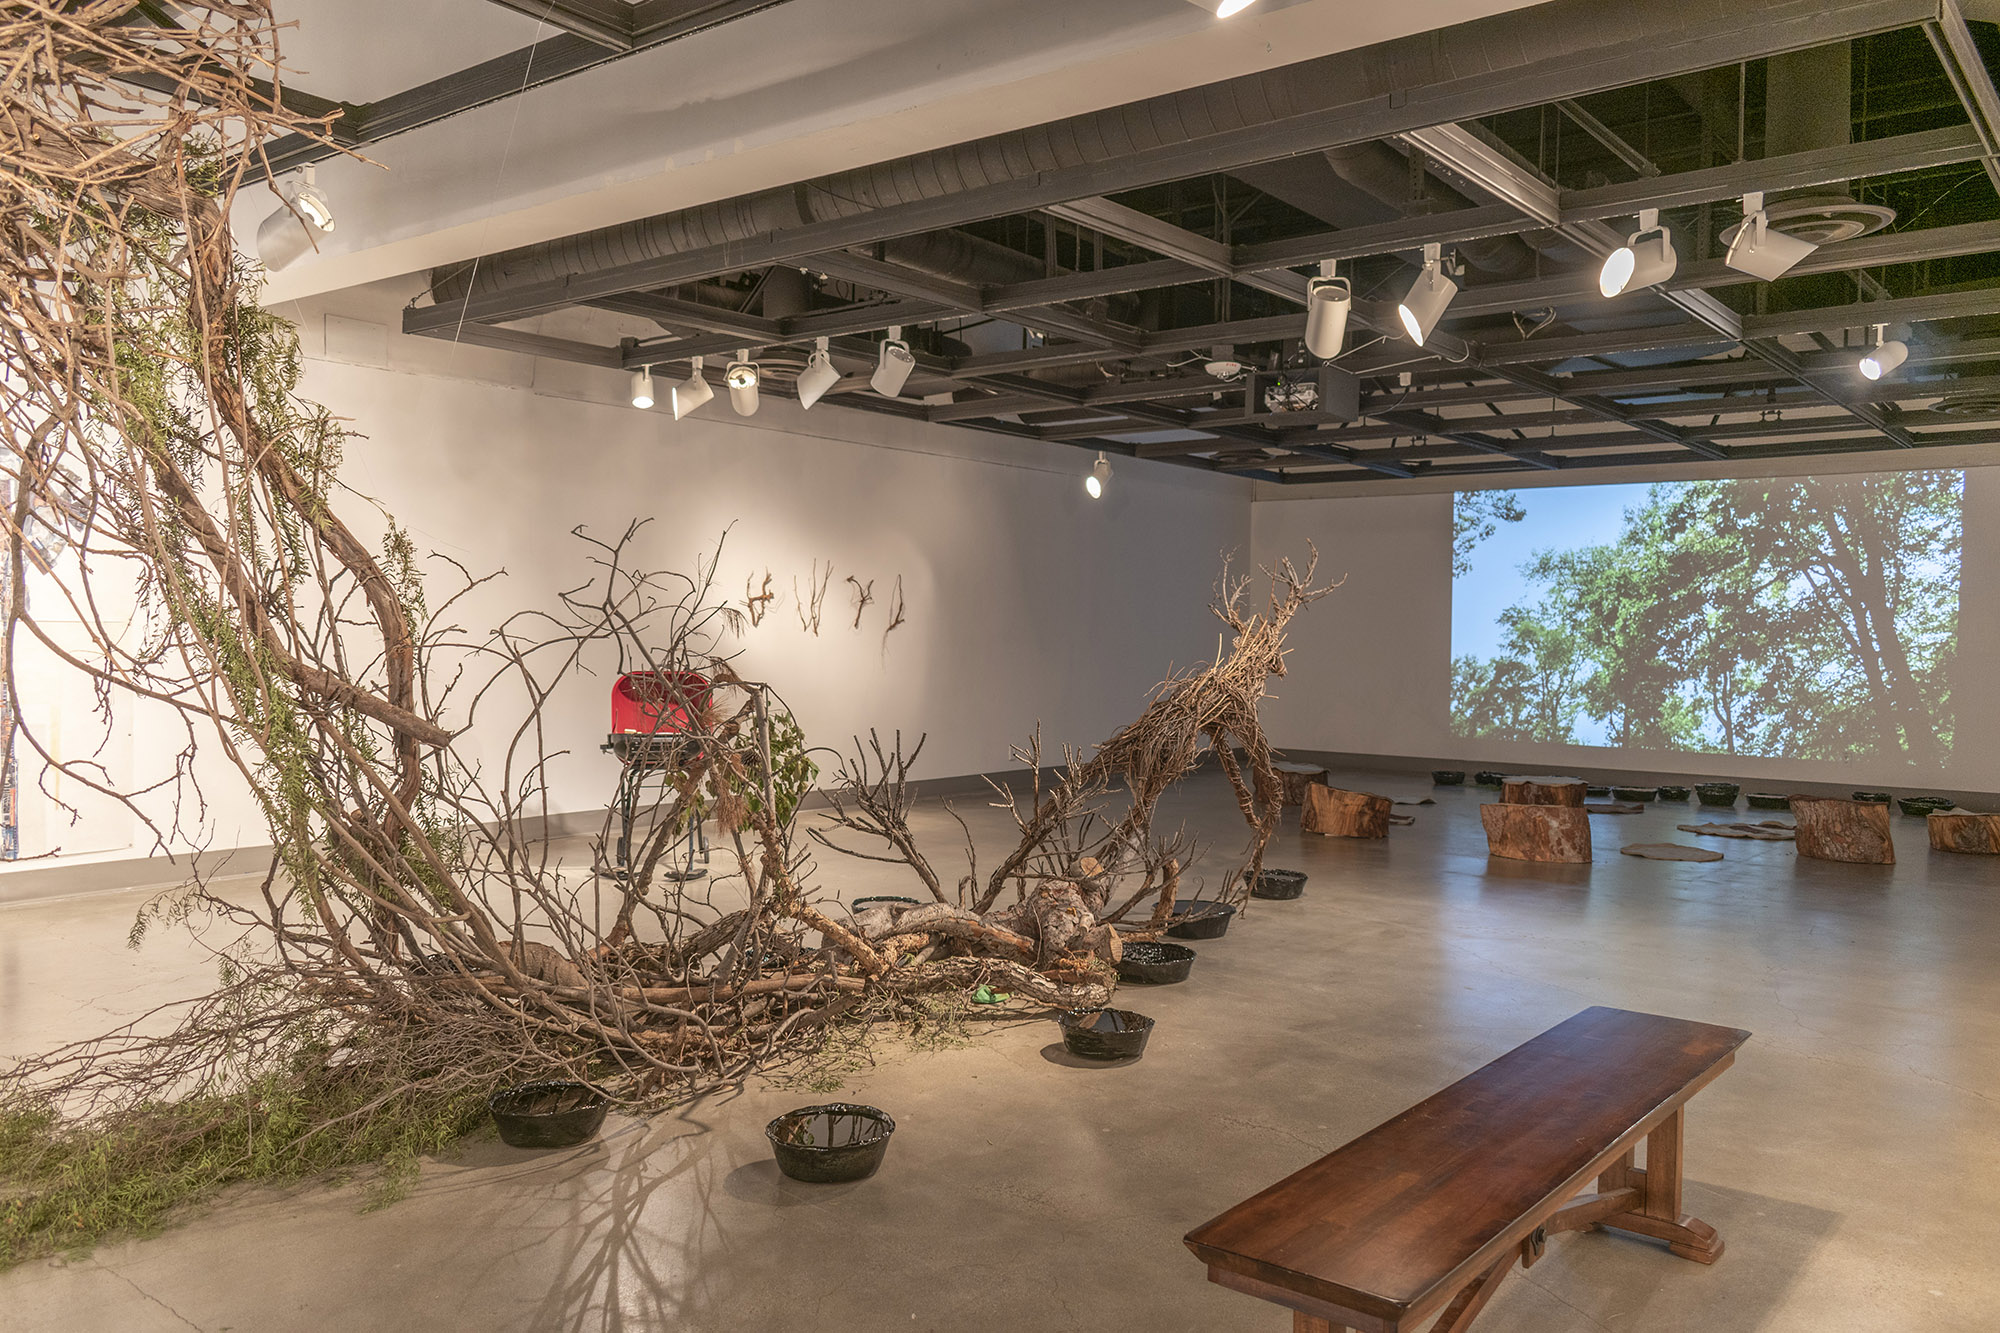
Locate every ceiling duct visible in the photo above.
<box><xmin>425</xmin><ymin>0</ymin><xmax>1751</xmax><ymax>312</ymax></box>
<box><xmin>1761</xmin><ymin>44</ymin><xmax>1895</xmax><ymax>244</ymax></box>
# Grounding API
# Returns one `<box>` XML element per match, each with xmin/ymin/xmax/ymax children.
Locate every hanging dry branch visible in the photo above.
<box><xmin>794</xmin><ymin>560</ymin><xmax>831</xmax><ymax>634</ymax></box>
<box><xmin>845</xmin><ymin>574</ymin><xmax>875</xmax><ymax>629</ymax></box>
<box><xmin>744</xmin><ymin>571</ymin><xmax>775</xmax><ymax>626</ymax></box>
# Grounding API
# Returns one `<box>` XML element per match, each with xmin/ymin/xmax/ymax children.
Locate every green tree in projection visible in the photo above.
<box><xmin>1451</xmin><ymin>471</ymin><xmax>1961</xmax><ymax>766</ymax></box>
<box><xmin>1453</xmin><ymin>489</ymin><xmax>1527</xmax><ymax>577</ymax></box>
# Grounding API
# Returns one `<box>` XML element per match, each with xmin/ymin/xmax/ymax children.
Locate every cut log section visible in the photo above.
<box><xmin>1273</xmin><ymin>761</ymin><xmax>1331</xmax><ymax>807</ymax></box>
<box><xmin>1790</xmin><ymin>795</ymin><xmax>1895</xmax><ymax>865</ymax></box>
<box><xmin>1501</xmin><ymin>775</ymin><xmax>1586</xmax><ymax>808</ymax></box>
<box><xmin>1480</xmin><ymin>802</ymin><xmax>1592</xmax><ymax>863</ymax></box>
<box><xmin>1302</xmin><ymin>785</ymin><xmax>1392</xmax><ymax>839</ymax></box>
<box><xmin>1928</xmin><ymin>810</ymin><xmax>2000</xmax><ymax>855</ymax></box>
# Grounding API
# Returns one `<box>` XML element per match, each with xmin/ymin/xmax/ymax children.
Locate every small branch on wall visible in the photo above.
<box><xmin>744</xmin><ymin>571</ymin><xmax>775</xmax><ymax>627</ymax></box>
<box><xmin>846</xmin><ymin>575</ymin><xmax>875</xmax><ymax>629</ymax></box>
<box><xmin>796</xmin><ymin>560</ymin><xmax>832</xmax><ymax>635</ymax></box>
<box><xmin>882</xmin><ymin>575</ymin><xmax>906</xmax><ymax>650</ymax></box>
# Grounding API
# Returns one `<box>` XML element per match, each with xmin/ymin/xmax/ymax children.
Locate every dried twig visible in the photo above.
<box><xmin>794</xmin><ymin>560</ymin><xmax>831</xmax><ymax>634</ymax></box>
<box><xmin>846</xmin><ymin>575</ymin><xmax>875</xmax><ymax>629</ymax></box>
<box><xmin>744</xmin><ymin>571</ymin><xmax>775</xmax><ymax>626</ymax></box>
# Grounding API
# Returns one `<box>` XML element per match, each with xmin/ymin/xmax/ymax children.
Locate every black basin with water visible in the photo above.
<box><xmin>1251</xmin><ymin>869</ymin><xmax>1307</xmax><ymax>900</ymax></box>
<box><xmin>1058</xmin><ymin>1008</ymin><xmax>1155</xmax><ymax>1061</ymax></box>
<box><xmin>766</xmin><ymin>1103</ymin><xmax>896</xmax><ymax>1183</ymax></box>
<box><xmin>489</xmin><ymin>1081</ymin><xmax>608</xmax><ymax>1149</ymax></box>
<box><xmin>1165</xmin><ymin>899</ymin><xmax>1237</xmax><ymax>940</ymax></box>
<box><xmin>1116</xmin><ymin>940</ymin><xmax>1196</xmax><ymax>985</ymax></box>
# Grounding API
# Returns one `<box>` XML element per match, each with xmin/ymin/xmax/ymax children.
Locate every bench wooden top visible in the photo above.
<box><xmin>1184</xmin><ymin>1007</ymin><xmax>1749</xmax><ymax>1324</ymax></box>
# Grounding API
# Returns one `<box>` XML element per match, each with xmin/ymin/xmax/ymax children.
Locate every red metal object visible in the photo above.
<box><xmin>611</xmin><ymin>670</ymin><xmax>711</xmax><ymax>736</ymax></box>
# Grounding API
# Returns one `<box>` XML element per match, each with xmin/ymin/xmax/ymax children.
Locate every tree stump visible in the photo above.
<box><xmin>1273</xmin><ymin>761</ymin><xmax>1331</xmax><ymax>807</ymax></box>
<box><xmin>1501</xmin><ymin>775</ymin><xmax>1586</xmax><ymax>808</ymax></box>
<box><xmin>1302</xmin><ymin>786</ymin><xmax>1392</xmax><ymax>838</ymax></box>
<box><xmin>1790</xmin><ymin>795</ymin><xmax>1894</xmax><ymax>864</ymax></box>
<box><xmin>1928</xmin><ymin>810</ymin><xmax>2000</xmax><ymax>855</ymax></box>
<box><xmin>1480</xmin><ymin>803</ymin><xmax>1592</xmax><ymax>863</ymax></box>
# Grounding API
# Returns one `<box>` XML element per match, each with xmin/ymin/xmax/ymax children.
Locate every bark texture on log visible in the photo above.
<box><xmin>1928</xmin><ymin>811</ymin><xmax>2000</xmax><ymax>855</ymax></box>
<box><xmin>1502</xmin><ymin>776</ymin><xmax>1586</xmax><ymax>808</ymax></box>
<box><xmin>1480</xmin><ymin>803</ymin><xmax>1592</xmax><ymax>863</ymax></box>
<box><xmin>1302</xmin><ymin>785</ymin><xmax>1392</xmax><ymax>839</ymax></box>
<box><xmin>1791</xmin><ymin>795</ymin><xmax>1895</xmax><ymax>864</ymax></box>
<box><xmin>1274</xmin><ymin>763</ymin><xmax>1330</xmax><ymax>806</ymax></box>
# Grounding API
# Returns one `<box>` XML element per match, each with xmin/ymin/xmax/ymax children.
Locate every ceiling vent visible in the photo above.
<box><xmin>1929</xmin><ymin>389</ymin><xmax>2000</xmax><ymax>417</ymax></box>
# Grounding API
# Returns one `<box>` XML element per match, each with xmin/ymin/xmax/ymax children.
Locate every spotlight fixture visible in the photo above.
<box><xmin>255</xmin><ymin>165</ymin><xmax>335</xmax><ymax>271</ymax></box>
<box><xmin>1860</xmin><ymin>324</ymin><xmax>1909</xmax><ymax>381</ymax></box>
<box><xmin>796</xmin><ymin>337</ymin><xmax>839</xmax><ymax>410</ymax></box>
<box><xmin>871</xmin><ymin>325</ymin><xmax>916</xmax><ymax>398</ymax></box>
<box><xmin>1600</xmin><ymin>208</ymin><xmax>1679</xmax><ymax>298</ymax></box>
<box><xmin>629</xmin><ymin>367</ymin><xmax>655</xmax><ymax>411</ymax></box>
<box><xmin>1085</xmin><ymin>453</ymin><xmax>1112</xmax><ymax>499</ymax></box>
<box><xmin>671</xmin><ymin>357</ymin><xmax>714</xmax><ymax>420</ymax></box>
<box><xmin>1724</xmin><ymin>191</ymin><xmax>1817</xmax><ymax>282</ymax></box>
<box><xmin>1304</xmin><ymin>261</ymin><xmax>1351</xmax><ymax>360</ymax></box>
<box><xmin>1397</xmin><ymin>243</ymin><xmax>1459</xmax><ymax>347</ymax></box>
<box><xmin>726</xmin><ymin>349</ymin><xmax>760</xmax><ymax>416</ymax></box>
<box><xmin>1185</xmin><ymin>0</ymin><xmax>1260</xmax><ymax>14</ymax></box>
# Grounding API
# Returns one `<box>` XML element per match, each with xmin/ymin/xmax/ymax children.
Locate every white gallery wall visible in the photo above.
<box><xmin>3</xmin><ymin>301</ymin><xmax>1252</xmax><ymax>880</ymax></box>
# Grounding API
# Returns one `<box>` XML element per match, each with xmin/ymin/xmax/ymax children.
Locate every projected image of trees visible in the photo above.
<box><xmin>1450</xmin><ymin>473</ymin><xmax>1962</xmax><ymax>765</ymax></box>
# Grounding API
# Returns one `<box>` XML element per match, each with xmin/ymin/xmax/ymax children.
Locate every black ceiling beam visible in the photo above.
<box><xmin>407</xmin><ymin>0</ymin><xmax>1937</xmax><ymax>332</ymax></box>
<box><xmin>480</xmin><ymin>0</ymin><xmax>635</xmax><ymax>50</ymax></box>
<box><xmin>259</xmin><ymin>1</ymin><xmax>796</xmax><ymax>176</ymax></box>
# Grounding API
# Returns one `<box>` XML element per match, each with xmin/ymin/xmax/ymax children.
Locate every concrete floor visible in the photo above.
<box><xmin>3</xmin><ymin>767</ymin><xmax>1997</xmax><ymax>1332</ymax></box>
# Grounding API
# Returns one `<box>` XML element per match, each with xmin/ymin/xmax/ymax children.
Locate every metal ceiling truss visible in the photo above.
<box><xmin>392</xmin><ymin>0</ymin><xmax>2000</xmax><ymax>485</ymax></box>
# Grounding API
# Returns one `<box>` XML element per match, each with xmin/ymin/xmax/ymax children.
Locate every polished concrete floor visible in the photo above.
<box><xmin>3</xmin><ymin>768</ymin><xmax>1997</xmax><ymax>1332</ymax></box>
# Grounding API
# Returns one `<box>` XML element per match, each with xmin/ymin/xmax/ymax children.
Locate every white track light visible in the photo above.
<box><xmin>630</xmin><ymin>367</ymin><xmax>655</xmax><ymax>410</ymax></box>
<box><xmin>1724</xmin><ymin>192</ymin><xmax>1816</xmax><ymax>282</ymax></box>
<box><xmin>672</xmin><ymin>357</ymin><xmax>713</xmax><ymax>420</ymax></box>
<box><xmin>1397</xmin><ymin>244</ymin><xmax>1458</xmax><ymax>347</ymax></box>
<box><xmin>256</xmin><ymin>165</ymin><xmax>335</xmax><ymax>271</ymax></box>
<box><xmin>796</xmin><ymin>337</ymin><xmax>839</xmax><ymax>410</ymax></box>
<box><xmin>1860</xmin><ymin>325</ymin><xmax>1908</xmax><ymax>381</ymax></box>
<box><xmin>872</xmin><ymin>325</ymin><xmax>915</xmax><ymax>398</ymax></box>
<box><xmin>1085</xmin><ymin>453</ymin><xmax>1112</xmax><ymax>499</ymax></box>
<box><xmin>1600</xmin><ymin>208</ymin><xmax>1679</xmax><ymax>298</ymax></box>
<box><xmin>726</xmin><ymin>349</ymin><xmax>760</xmax><ymax>416</ymax></box>
<box><xmin>1304</xmin><ymin>262</ymin><xmax>1351</xmax><ymax>360</ymax></box>
<box><xmin>1185</xmin><ymin>0</ymin><xmax>1259</xmax><ymax>14</ymax></box>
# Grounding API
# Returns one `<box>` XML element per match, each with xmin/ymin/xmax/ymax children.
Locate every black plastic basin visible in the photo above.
<box><xmin>1852</xmin><ymin>791</ymin><xmax>1892</xmax><ymax>804</ymax></box>
<box><xmin>1251</xmin><ymin>869</ymin><xmax>1307</xmax><ymax>900</ymax></box>
<box><xmin>489</xmin><ymin>1081</ymin><xmax>608</xmax><ymax>1149</ymax></box>
<box><xmin>1116</xmin><ymin>940</ymin><xmax>1196</xmax><ymax>985</ymax></box>
<box><xmin>1656</xmin><ymin>785</ymin><xmax>1691</xmax><ymax>802</ymax></box>
<box><xmin>766</xmin><ymin>1103</ymin><xmax>895</xmax><ymax>1183</ymax></box>
<box><xmin>849</xmin><ymin>896</ymin><xmax>920</xmax><ymax>915</ymax></box>
<box><xmin>1165</xmin><ymin>899</ymin><xmax>1236</xmax><ymax>940</ymax></box>
<box><xmin>1058</xmin><ymin>1008</ymin><xmax>1155</xmax><ymax>1061</ymax></box>
<box><xmin>1747</xmin><ymin>792</ymin><xmax>1791</xmax><ymax>810</ymax></box>
<box><xmin>1474</xmin><ymin>770</ymin><xmax>1507</xmax><ymax>788</ymax></box>
<box><xmin>1694</xmin><ymin>783</ymin><xmax>1741</xmax><ymax>806</ymax></box>
<box><xmin>1432</xmin><ymin>770</ymin><xmax>1467</xmax><ymax>785</ymax></box>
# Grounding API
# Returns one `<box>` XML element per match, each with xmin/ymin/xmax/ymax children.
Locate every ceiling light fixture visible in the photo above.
<box><xmin>796</xmin><ymin>337</ymin><xmax>839</xmax><ymax>410</ymax></box>
<box><xmin>256</xmin><ymin>165</ymin><xmax>335</xmax><ymax>271</ymax></box>
<box><xmin>1185</xmin><ymin>0</ymin><xmax>1260</xmax><ymax>15</ymax></box>
<box><xmin>1397</xmin><ymin>244</ymin><xmax>1458</xmax><ymax>346</ymax></box>
<box><xmin>629</xmin><ymin>367</ymin><xmax>655</xmax><ymax>410</ymax></box>
<box><xmin>1304</xmin><ymin>261</ymin><xmax>1351</xmax><ymax>360</ymax></box>
<box><xmin>726</xmin><ymin>349</ymin><xmax>760</xmax><ymax>416</ymax></box>
<box><xmin>1085</xmin><ymin>453</ymin><xmax>1112</xmax><ymax>499</ymax></box>
<box><xmin>871</xmin><ymin>325</ymin><xmax>916</xmax><ymax>397</ymax></box>
<box><xmin>672</xmin><ymin>357</ymin><xmax>714</xmax><ymax>420</ymax></box>
<box><xmin>1724</xmin><ymin>191</ymin><xmax>1817</xmax><ymax>282</ymax></box>
<box><xmin>1600</xmin><ymin>208</ymin><xmax>1679</xmax><ymax>298</ymax></box>
<box><xmin>1860</xmin><ymin>324</ymin><xmax>1908</xmax><ymax>381</ymax></box>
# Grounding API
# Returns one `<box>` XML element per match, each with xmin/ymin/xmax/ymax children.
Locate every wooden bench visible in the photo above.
<box><xmin>1185</xmin><ymin>1007</ymin><xmax>1749</xmax><ymax>1332</ymax></box>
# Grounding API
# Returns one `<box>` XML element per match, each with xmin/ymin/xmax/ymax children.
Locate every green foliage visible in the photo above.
<box><xmin>1452</xmin><ymin>489</ymin><xmax>1526</xmax><ymax>578</ymax></box>
<box><xmin>0</xmin><ymin>1061</ymin><xmax>490</xmax><ymax>1267</ymax></box>
<box><xmin>1452</xmin><ymin>473</ymin><xmax>1962</xmax><ymax>765</ymax></box>
<box><xmin>751</xmin><ymin>710</ymin><xmax>819</xmax><ymax>826</ymax></box>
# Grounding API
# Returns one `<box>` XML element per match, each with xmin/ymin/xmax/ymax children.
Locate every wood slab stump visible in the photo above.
<box><xmin>1481</xmin><ymin>803</ymin><xmax>1592</xmax><ymax>863</ymax></box>
<box><xmin>1303</xmin><ymin>786</ymin><xmax>1392</xmax><ymax>839</ymax></box>
<box><xmin>1274</xmin><ymin>761</ymin><xmax>1332</xmax><ymax>807</ymax></box>
<box><xmin>1790</xmin><ymin>795</ymin><xmax>1894</xmax><ymax>864</ymax></box>
<box><xmin>1501</xmin><ymin>775</ymin><xmax>1586</xmax><ymax>808</ymax></box>
<box><xmin>1928</xmin><ymin>810</ymin><xmax>2000</xmax><ymax>855</ymax></box>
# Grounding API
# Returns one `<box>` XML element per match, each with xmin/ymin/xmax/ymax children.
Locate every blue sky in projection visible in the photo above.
<box><xmin>1451</xmin><ymin>484</ymin><xmax>1649</xmax><ymax>747</ymax></box>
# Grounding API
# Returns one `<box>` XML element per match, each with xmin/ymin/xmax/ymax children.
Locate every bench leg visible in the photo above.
<box><xmin>1599</xmin><ymin>1107</ymin><xmax>1726</xmax><ymax>1265</ymax></box>
<box><xmin>1292</xmin><ymin>1315</ymin><xmax>1358</xmax><ymax>1333</ymax></box>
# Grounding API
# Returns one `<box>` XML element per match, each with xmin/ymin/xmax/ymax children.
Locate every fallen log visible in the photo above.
<box><xmin>1481</xmin><ymin>802</ymin><xmax>1592</xmax><ymax>863</ymax></box>
<box><xmin>1502</xmin><ymin>775</ymin><xmax>1586</xmax><ymax>808</ymax></box>
<box><xmin>1303</xmin><ymin>785</ymin><xmax>1392</xmax><ymax>838</ymax></box>
<box><xmin>1928</xmin><ymin>810</ymin><xmax>2000</xmax><ymax>855</ymax></box>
